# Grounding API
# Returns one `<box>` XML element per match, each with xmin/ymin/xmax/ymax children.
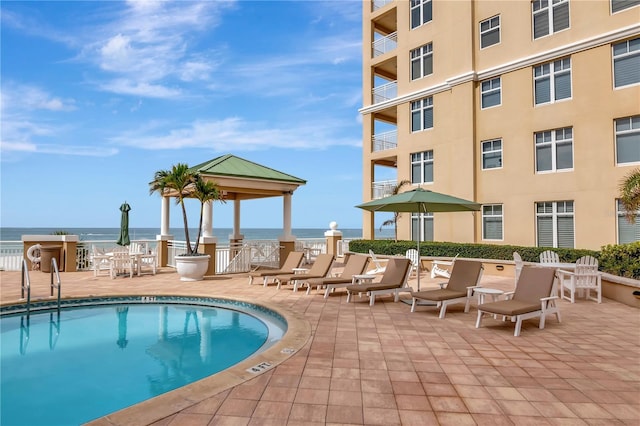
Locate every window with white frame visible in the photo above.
<box><xmin>411</xmin><ymin>0</ymin><xmax>432</xmax><ymax>29</ymax></box>
<box><xmin>616</xmin><ymin>115</ymin><xmax>640</xmax><ymax>164</ymax></box>
<box><xmin>611</xmin><ymin>0</ymin><xmax>640</xmax><ymax>14</ymax></box>
<box><xmin>617</xmin><ymin>200</ymin><xmax>640</xmax><ymax>243</ymax></box>
<box><xmin>411</xmin><ymin>212</ymin><xmax>434</xmax><ymax>242</ymax></box>
<box><xmin>534</xmin><ymin>57</ymin><xmax>572</xmax><ymax>104</ymax></box>
<box><xmin>482</xmin><ymin>204</ymin><xmax>503</xmax><ymax>240</ymax></box>
<box><xmin>411</xmin><ymin>43</ymin><xmax>433</xmax><ymax>80</ymax></box>
<box><xmin>482</xmin><ymin>139</ymin><xmax>502</xmax><ymax>169</ymax></box>
<box><xmin>411</xmin><ymin>97</ymin><xmax>434</xmax><ymax>132</ymax></box>
<box><xmin>532</xmin><ymin>0</ymin><xmax>569</xmax><ymax>39</ymax></box>
<box><xmin>536</xmin><ymin>201</ymin><xmax>574</xmax><ymax>248</ymax></box>
<box><xmin>481</xmin><ymin>77</ymin><xmax>501</xmax><ymax>109</ymax></box>
<box><xmin>411</xmin><ymin>151</ymin><xmax>433</xmax><ymax>184</ymax></box>
<box><xmin>613</xmin><ymin>38</ymin><xmax>640</xmax><ymax>88</ymax></box>
<box><xmin>535</xmin><ymin>127</ymin><xmax>573</xmax><ymax>172</ymax></box>
<box><xmin>480</xmin><ymin>16</ymin><xmax>500</xmax><ymax>49</ymax></box>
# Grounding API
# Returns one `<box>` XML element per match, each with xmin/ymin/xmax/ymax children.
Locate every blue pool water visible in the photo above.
<box><xmin>0</xmin><ymin>298</ymin><xmax>286</xmax><ymax>426</ymax></box>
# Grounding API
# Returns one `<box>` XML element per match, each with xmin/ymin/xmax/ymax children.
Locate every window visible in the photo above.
<box><xmin>411</xmin><ymin>151</ymin><xmax>433</xmax><ymax>184</ymax></box>
<box><xmin>613</xmin><ymin>38</ymin><xmax>640</xmax><ymax>88</ymax></box>
<box><xmin>411</xmin><ymin>212</ymin><xmax>434</xmax><ymax>242</ymax></box>
<box><xmin>617</xmin><ymin>200</ymin><xmax>640</xmax><ymax>243</ymax></box>
<box><xmin>534</xmin><ymin>57</ymin><xmax>572</xmax><ymax>104</ymax></box>
<box><xmin>482</xmin><ymin>204</ymin><xmax>503</xmax><ymax>240</ymax></box>
<box><xmin>411</xmin><ymin>0</ymin><xmax>432</xmax><ymax>29</ymax></box>
<box><xmin>482</xmin><ymin>139</ymin><xmax>502</xmax><ymax>169</ymax></box>
<box><xmin>611</xmin><ymin>0</ymin><xmax>640</xmax><ymax>14</ymax></box>
<box><xmin>481</xmin><ymin>77</ymin><xmax>501</xmax><ymax>109</ymax></box>
<box><xmin>411</xmin><ymin>97</ymin><xmax>433</xmax><ymax>132</ymax></box>
<box><xmin>532</xmin><ymin>0</ymin><xmax>569</xmax><ymax>39</ymax></box>
<box><xmin>536</xmin><ymin>201</ymin><xmax>574</xmax><ymax>248</ymax></box>
<box><xmin>411</xmin><ymin>43</ymin><xmax>433</xmax><ymax>80</ymax></box>
<box><xmin>616</xmin><ymin>115</ymin><xmax>640</xmax><ymax>164</ymax></box>
<box><xmin>480</xmin><ymin>16</ymin><xmax>500</xmax><ymax>49</ymax></box>
<box><xmin>535</xmin><ymin>127</ymin><xmax>573</xmax><ymax>172</ymax></box>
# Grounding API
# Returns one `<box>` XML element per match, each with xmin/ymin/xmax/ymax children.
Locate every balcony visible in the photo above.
<box><xmin>372</xmin><ymin>0</ymin><xmax>393</xmax><ymax>11</ymax></box>
<box><xmin>373</xmin><ymin>32</ymin><xmax>397</xmax><ymax>57</ymax></box>
<box><xmin>373</xmin><ymin>130</ymin><xmax>397</xmax><ymax>152</ymax></box>
<box><xmin>372</xmin><ymin>180</ymin><xmax>397</xmax><ymax>199</ymax></box>
<box><xmin>373</xmin><ymin>81</ymin><xmax>397</xmax><ymax>104</ymax></box>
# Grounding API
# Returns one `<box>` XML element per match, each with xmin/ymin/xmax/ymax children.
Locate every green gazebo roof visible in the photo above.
<box><xmin>190</xmin><ymin>154</ymin><xmax>306</xmax><ymax>184</ymax></box>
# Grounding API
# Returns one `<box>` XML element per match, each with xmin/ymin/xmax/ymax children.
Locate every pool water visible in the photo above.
<box><xmin>1</xmin><ymin>302</ymin><xmax>279</xmax><ymax>425</ymax></box>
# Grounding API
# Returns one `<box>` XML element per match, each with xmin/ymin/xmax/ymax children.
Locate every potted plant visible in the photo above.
<box><xmin>149</xmin><ymin>163</ymin><xmax>222</xmax><ymax>281</ymax></box>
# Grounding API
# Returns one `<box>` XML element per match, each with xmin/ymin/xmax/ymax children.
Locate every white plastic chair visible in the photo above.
<box><xmin>539</xmin><ymin>250</ymin><xmax>560</xmax><ymax>264</ymax></box>
<box><xmin>367</xmin><ymin>250</ymin><xmax>388</xmax><ymax>274</ymax></box>
<box><xmin>91</xmin><ymin>245</ymin><xmax>111</xmax><ymax>277</ymax></box>
<box><xmin>513</xmin><ymin>252</ymin><xmax>524</xmax><ymax>286</ymax></box>
<box><xmin>431</xmin><ymin>254</ymin><xmax>459</xmax><ymax>279</ymax></box>
<box><xmin>405</xmin><ymin>249</ymin><xmax>420</xmax><ymax>278</ymax></box>
<box><xmin>109</xmin><ymin>248</ymin><xmax>134</xmax><ymax>279</ymax></box>
<box><xmin>557</xmin><ymin>256</ymin><xmax>602</xmax><ymax>303</ymax></box>
<box><xmin>138</xmin><ymin>247</ymin><xmax>157</xmax><ymax>276</ymax></box>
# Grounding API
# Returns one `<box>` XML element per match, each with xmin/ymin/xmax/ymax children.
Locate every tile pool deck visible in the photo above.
<box><xmin>1</xmin><ymin>266</ymin><xmax>639</xmax><ymax>425</ymax></box>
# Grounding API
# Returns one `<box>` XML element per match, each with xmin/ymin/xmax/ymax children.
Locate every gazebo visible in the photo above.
<box><xmin>156</xmin><ymin>154</ymin><xmax>306</xmax><ymax>275</ymax></box>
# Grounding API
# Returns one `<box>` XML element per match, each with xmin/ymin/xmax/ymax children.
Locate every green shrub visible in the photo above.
<box><xmin>599</xmin><ymin>242</ymin><xmax>640</xmax><ymax>279</ymax></box>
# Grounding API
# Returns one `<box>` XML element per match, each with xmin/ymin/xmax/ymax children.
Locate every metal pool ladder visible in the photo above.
<box><xmin>20</xmin><ymin>257</ymin><xmax>62</xmax><ymax>318</ymax></box>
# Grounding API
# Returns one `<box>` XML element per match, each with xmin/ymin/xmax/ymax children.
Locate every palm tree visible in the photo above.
<box><xmin>379</xmin><ymin>179</ymin><xmax>411</xmax><ymax>241</ymax></box>
<box><xmin>149</xmin><ymin>163</ymin><xmax>221</xmax><ymax>255</ymax></box>
<box><xmin>619</xmin><ymin>168</ymin><xmax>640</xmax><ymax>224</ymax></box>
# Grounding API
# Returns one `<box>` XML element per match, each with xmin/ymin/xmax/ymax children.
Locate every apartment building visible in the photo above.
<box><xmin>360</xmin><ymin>0</ymin><xmax>640</xmax><ymax>250</ymax></box>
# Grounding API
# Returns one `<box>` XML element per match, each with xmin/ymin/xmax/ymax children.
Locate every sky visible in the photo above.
<box><xmin>1</xmin><ymin>0</ymin><xmax>390</xmax><ymax>230</ymax></box>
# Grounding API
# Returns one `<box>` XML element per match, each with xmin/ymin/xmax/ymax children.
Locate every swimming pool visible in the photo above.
<box><xmin>0</xmin><ymin>296</ymin><xmax>287</xmax><ymax>426</ymax></box>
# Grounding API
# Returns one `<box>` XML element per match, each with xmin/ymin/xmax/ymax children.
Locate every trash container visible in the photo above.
<box><xmin>40</xmin><ymin>245</ymin><xmax>63</xmax><ymax>273</ymax></box>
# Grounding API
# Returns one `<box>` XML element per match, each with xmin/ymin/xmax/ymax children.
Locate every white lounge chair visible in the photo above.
<box><xmin>366</xmin><ymin>249</ymin><xmax>388</xmax><ymax>274</ymax></box>
<box><xmin>430</xmin><ymin>254</ymin><xmax>459</xmax><ymax>279</ymax></box>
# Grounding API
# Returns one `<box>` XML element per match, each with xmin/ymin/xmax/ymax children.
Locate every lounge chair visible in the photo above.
<box><xmin>345</xmin><ymin>257</ymin><xmax>412</xmax><ymax>306</ymax></box>
<box><xmin>274</xmin><ymin>253</ymin><xmax>335</xmax><ymax>290</ymax></box>
<box><xmin>302</xmin><ymin>254</ymin><xmax>370</xmax><ymax>297</ymax></box>
<box><xmin>476</xmin><ymin>266</ymin><xmax>561</xmax><ymax>336</ymax></box>
<box><xmin>410</xmin><ymin>259</ymin><xmax>483</xmax><ymax>318</ymax></box>
<box><xmin>247</xmin><ymin>251</ymin><xmax>305</xmax><ymax>286</ymax></box>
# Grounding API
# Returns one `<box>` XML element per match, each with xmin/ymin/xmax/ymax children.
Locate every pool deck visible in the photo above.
<box><xmin>1</xmin><ymin>266</ymin><xmax>639</xmax><ymax>426</ymax></box>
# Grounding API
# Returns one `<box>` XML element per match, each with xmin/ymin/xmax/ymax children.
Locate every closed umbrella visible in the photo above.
<box><xmin>116</xmin><ymin>201</ymin><xmax>131</xmax><ymax>246</ymax></box>
<box><xmin>356</xmin><ymin>188</ymin><xmax>481</xmax><ymax>290</ymax></box>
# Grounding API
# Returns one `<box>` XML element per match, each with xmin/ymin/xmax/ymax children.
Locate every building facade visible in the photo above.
<box><xmin>360</xmin><ymin>0</ymin><xmax>640</xmax><ymax>250</ymax></box>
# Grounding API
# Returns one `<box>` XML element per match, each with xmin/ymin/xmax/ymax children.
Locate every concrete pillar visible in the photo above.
<box><xmin>161</xmin><ymin>196</ymin><xmax>171</xmax><ymax>236</ymax></box>
<box><xmin>202</xmin><ymin>201</ymin><xmax>213</xmax><ymax>238</ymax></box>
<box><xmin>156</xmin><ymin>235</ymin><xmax>173</xmax><ymax>267</ymax></box>
<box><xmin>200</xmin><ymin>236</ymin><xmax>217</xmax><ymax>276</ymax></box>
<box><xmin>324</xmin><ymin>221</ymin><xmax>343</xmax><ymax>258</ymax></box>
<box><xmin>281</xmin><ymin>192</ymin><xmax>293</xmax><ymax>240</ymax></box>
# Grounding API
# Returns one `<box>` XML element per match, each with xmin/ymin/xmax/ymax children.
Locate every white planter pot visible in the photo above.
<box><xmin>175</xmin><ymin>255</ymin><xmax>210</xmax><ymax>281</ymax></box>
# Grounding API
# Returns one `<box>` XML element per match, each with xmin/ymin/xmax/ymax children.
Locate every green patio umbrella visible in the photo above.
<box><xmin>116</xmin><ymin>201</ymin><xmax>131</xmax><ymax>246</ymax></box>
<box><xmin>356</xmin><ymin>188</ymin><xmax>481</xmax><ymax>290</ymax></box>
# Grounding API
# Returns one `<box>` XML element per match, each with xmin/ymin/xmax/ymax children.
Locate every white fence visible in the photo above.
<box><xmin>1</xmin><ymin>237</ymin><xmax>346</xmax><ymax>274</ymax></box>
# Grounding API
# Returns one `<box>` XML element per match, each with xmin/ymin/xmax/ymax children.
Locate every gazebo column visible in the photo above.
<box><xmin>200</xmin><ymin>200</ymin><xmax>217</xmax><ymax>276</ymax></box>
<box><xmin>230</xmin><ymin>200</ymin><xmax>244</xmax><ymax>258</ymax></box>
<box><xmin>279</xmin><ymin>191</ymin><xmax>296</xmax><ymax>268</ymax></box>
<box><xmin>157</xmin><ymin>196</ymin><xmax>173</xmax><ymax>268</ymax></box>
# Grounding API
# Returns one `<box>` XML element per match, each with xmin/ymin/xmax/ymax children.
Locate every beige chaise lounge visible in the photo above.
<box><xmin>345</xmin><ymin>257</ymin><xmax>412</xmax><ymax>306</ymax></box>
<box><xmin>302</xmin><ymin>254</ymin><xmax>370</xmax><ymax>297</ymax></box>
<box><xmin>274</xmin><ymin>253</ymin><xmax>335</xmax><ymax>291</ymax></box>
<box><xmin>476</xmin><ymin>266</ymin><xmax>561</xmax><ymax>336</ymax></box>
<box><xmin>247</xmin><ymin>251</ymin><xmax>305</xmax><ymax>287</ymax></box>
<box><xmin>410</xmin><ymin>259</ymin><xmax>483</xmax><ymax>318</ymax></box>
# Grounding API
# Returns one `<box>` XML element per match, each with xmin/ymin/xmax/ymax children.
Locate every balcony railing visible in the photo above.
<box><xmin>372</xmin><ymin>180</ymin><xmax>397</xmax><ymax>199</ymax></box>
<box><xmin>372</xmin><ymin>0</ymin><xmax>393</xmax><ymax>11</ymax></box>
<box><xmin>373</xmin><ymin>81</ymin><xmax>397</xmax><ymax>104</ymax></box>
<box><xmin>372</xmin><ymin>32</ymin><xmax>397</xmax><ymax>57</ymax></box>
<box><xmin>373</xmin><ymin>130</ymin><xmax>397</xmax><ymax>152</ymax></box>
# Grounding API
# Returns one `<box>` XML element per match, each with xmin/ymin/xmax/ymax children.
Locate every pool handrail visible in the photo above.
<box><xmin>20</xmin><ymin>259</ymin><xmax>31</xmax><ymax>316</ymax></box>
<box><xmin>50</xmin><ymin>257</ymin><xmax>61</xmax><ymax>312</ymax></box>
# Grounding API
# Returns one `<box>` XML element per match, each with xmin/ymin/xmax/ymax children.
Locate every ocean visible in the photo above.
<box><xmin>0</xmin><ymin>227</ymin><xmax>393</xmax><ymax>243</ymax></box>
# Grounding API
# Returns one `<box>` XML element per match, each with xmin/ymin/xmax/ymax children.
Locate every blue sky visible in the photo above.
<box><xmin>1</xmin><ymin>0</ymin><xmax>385</xmax><ymax>230</ymax></box>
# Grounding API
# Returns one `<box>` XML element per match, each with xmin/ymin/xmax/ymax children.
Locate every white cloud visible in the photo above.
<box><xmin>99</xmin><ymin>79</ymin><xmax>182</xmax><ymax>98</ymax></box>
<box><xmin>1</xmin><ymin>82</ymin><xmax>76</xmax><ymax>112</ymax></box>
